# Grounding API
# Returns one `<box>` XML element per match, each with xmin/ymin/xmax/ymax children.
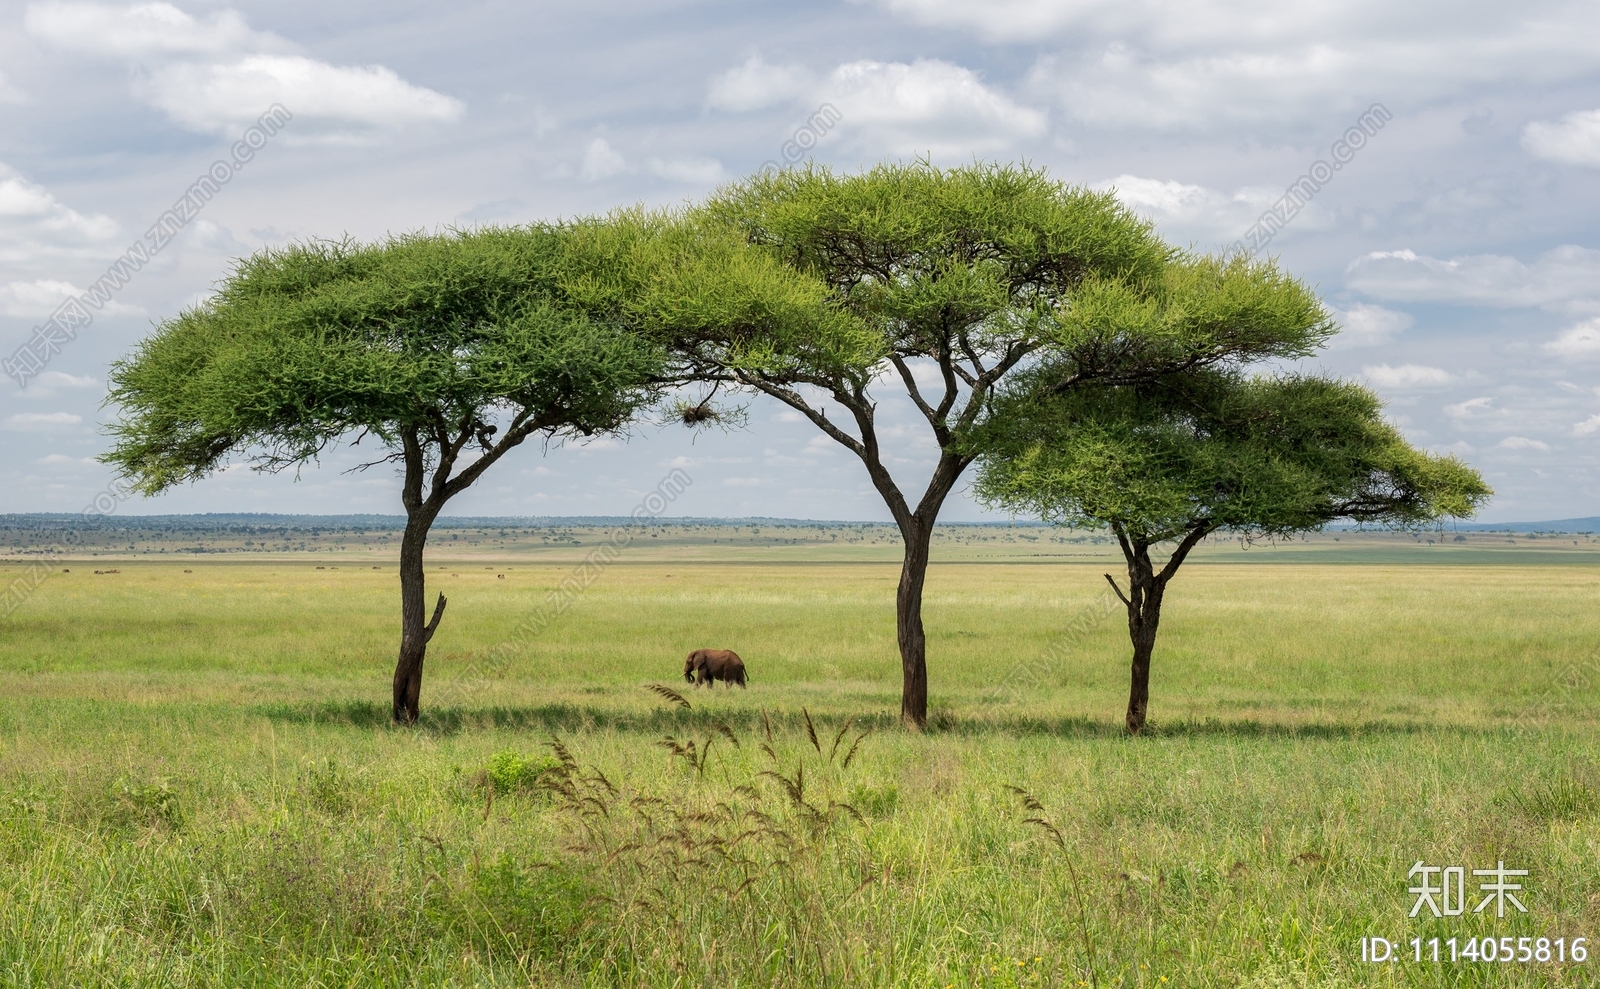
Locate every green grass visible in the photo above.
<box><xmin>3</xmin><ymin>535</ymin><xmax>1600</xmax><ymax>987</ymax></box>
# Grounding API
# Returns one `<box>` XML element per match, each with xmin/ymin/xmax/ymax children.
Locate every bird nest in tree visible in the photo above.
<box><xmin>680</xmin><ymin>403</ymin><xmax>716</xmax><ymax>425</ymax></box>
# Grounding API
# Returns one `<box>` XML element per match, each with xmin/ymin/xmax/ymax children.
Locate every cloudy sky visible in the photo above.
<box><xmin>2</xmin><ymin>0</ymin><xmax>1598</xmax><ymax>523</ymax></box>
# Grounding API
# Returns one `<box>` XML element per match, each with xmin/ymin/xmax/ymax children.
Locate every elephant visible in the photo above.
<box><xmin>684</xmin><ymin>648</ymin><xmax>747</xmax><ymax>688</ymax></box>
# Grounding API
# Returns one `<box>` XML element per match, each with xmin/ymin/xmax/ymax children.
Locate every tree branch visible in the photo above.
<box><xmin>736</xmin><ymin>372</ymin><xmax>868</xmax><ymax>459</ymax></box>
<box><xmin>956</xmin><ymin>329</ymin><xmax>987</xmax><ymax>381</ymax></box>
<box><xmin>889</xmin><ymin>353</ymin><xmax>940</xmax><ymax>427</ymax></box>
<box><xmin>932</xmin><ymin>339</ymin><xmax>962</xmax><ymax>422</ymax></box>
<box><xmin>400</xmin><ymin>426</ymin><xmax>425</xmax><ymax>516</ymax></box>
<box><xmin>422</xmin><ymin>592</ymin><xmax>448</xmax><ymax>643</ymax></box>
<box><xmin>1103</xmin><ymin>573</ymin><xmax>1132</xmax><ymax>608</ymax></box>
<box><xmin>1157</xmin><ymin>523</ymin><xmax>1216</xmax><ymax>585</ymax></box>
<box><xmin>834</xmin><ymin>380</ymin><xmax>915</xmax><ymax>528</ymax></box>
<box><xmin>1043</xmin><ymin>371</ymin><xmax>1085</xmax><ymax>396</ymax></box>
<box><xmin>441</xmin><ymin>407</ymin><xmax>543</xmax><ymax>500</ymax></box>
<box><xmin>1111</xmin><ymin>522</ymin><xmax>1135</xmax><ymax>565</ymax></box>
<box><xmin>913</xmin><ymin>450</ymin><xmax>973</xmax><ymax>523</ymax></box>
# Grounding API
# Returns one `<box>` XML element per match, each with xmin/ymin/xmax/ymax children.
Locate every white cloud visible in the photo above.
<box><xmin>1544</xmin><ymin>317</ymin><xmax>1600</xmax><ymax>357</ymax></box>
<box><xmin>0</xmin><ymin>279</ymin><xmax>141</xmax><ymax>317</ymax></box>
<box><xmin>1330</xmin><ymin>303</ymin><xmax>1414</xmax><ymax>349</ymax></box>
<box><xmin>862</xmin><ymin>0</ymin><xmax>1600</xmax><ymax>131</ymax></box>
<box><xmin>26</xmin><ymin>2</ymin><xmax>463</xmax><ymax>142</ymax></box>
<box><xmin>648</xmin><ymin>156</ymin><xmax>724</xmax><ymax>184</ymax></box>
<box><xmin>1572</xmin><ymin>414</ymin><xmax>1600</xmax><ymax>436</ymax></box>
<box><xmin>36</xmin><ymin>371</ymin><xmax>99</xmax><ymax>388</ymax></box>
<box><xmin>1499</xmin><ymin>436</ymin><xmax>1551</xmax><ymax>451</ymax></box>
<box><xmin>1523</xmin><ymin>108</ymin><xmax>1600</xmax><ymax>167</ymax></box>
<box><xmin>1445</xmin><ymin>396</ymin><xmax>1494</xmax><ymax>417</ymax></box>
<box><xmin>0</xmin><ymin>163</ymin><xmax>120</xmax><ymax>264</ymax></box>
<box><xmin>1027</xmin><ymin>44</ymin><xmax>1371</xmax><ymax>131</ymax></box>
<box><xmin>574</xmin><ymin>139</ymin><xmax>723</xmax><ymax>189</ymax></box>
<box><xmin>12</xmin><ymin>370</ymin><xmax>104</xmax><ymax>401</ymax></box>
<box><xmin>0</xmin><ymin>279</ymin><xmax>86</xmax><ymax>317</ymax></box>
<box><xmin>36</xmin><ymin>453</ymin><xmax>95</xmax><ymax>465</ymax></box>
<box><xmin>707</xmin><ymin>56</ymin><xmax>814</xmax><ymax>112</ymax></box>
<box><xmin>1346</xmin><ymin>246</ymin><xmax>1600</xmax><ymax>311</ymax></box>
<box><xmin>821</xmin><ymin>59</ymin><xmax>1045</xmax><ymax>155</ymax></box>
<box><xmin>581</xmin><ymin>139</ymin><xmax>626</xmax><ymax>181</ymax></box>
<box><xmin>25</xmin><ymin>1</ymin><xmax>267</xmax><ymax>56</ymax></box>
<box><xmin>1092</xmin><ymin>174</ymin><xmax>1307</xmax><ymax>242</ymax></box>
<box><xmin>708</xmin><ymin>56</ymin><xmax>1045</xmax><ymax>157</ymax></box>
<box><xmin>1363</xmin><ymin>363</ymin><xmax>1452</xmax><ymax>388</ymax></box>
<box><xmin>852</xmin><ymin>0</ymin><xmax>1078</xmax><ymax>41</ymax></box>
<box><xmin>4</xmin><ymin>411</ymin><xmax>84</xmax><ymax>431</ymax></box>
<box><xmin>142</xmin><ymin>56</ymin><xmax>463</xmax><ymax>140</ymax></box>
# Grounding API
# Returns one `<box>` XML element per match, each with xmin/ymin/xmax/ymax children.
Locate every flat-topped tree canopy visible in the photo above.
<box><xmin>975</xmin><ymin>369</ymin><xmax>1492</xmax><ymax>732</ymax></box>
<box><xmin>102</xmin><ymin>226</ymin><xmax>668</xmax><ymax>723</ymax></box>
<box><xmin>555</xmin><ymin>208</ymin><xmax>880</xmax><ymax>394</ymax></box>
<box><xmin>677</xmin><ymin>162</ymin><xmax>1336</xmax><ymax>727</ymax></box>
<box><xmin>1038</xmin><ymin>252</ymin><xmax>1337</xmax><ymax>389</ymax></box>
<box><xmin>105</xmin><ymin>227</ymin><xmax>661</xmax><ymax>489</ymax></box>
<box><xmin>678</xmin><ymin>161</ymin><xmax>1179</xmax><ymax>727</ymax></box>
<box><xmin>979</xmin><ymin>372</ymin><xmax>1490</xmax><ymax>538</ymax></box>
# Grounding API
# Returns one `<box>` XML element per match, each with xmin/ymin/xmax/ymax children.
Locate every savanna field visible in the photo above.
<box><xmin>3</xmin><ymin>523</ymin><xmax>1600</xmax><ymax>988</ymax></box>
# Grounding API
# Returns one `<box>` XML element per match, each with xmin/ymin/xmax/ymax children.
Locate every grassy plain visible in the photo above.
<box><xmin>3</xmin><ymin>524</ymin><xmax>1600</xmax><ymax>987</ymax></box>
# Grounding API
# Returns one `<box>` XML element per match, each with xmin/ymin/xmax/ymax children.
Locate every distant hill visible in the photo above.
<box><xmin>0</xmin><ymin>513</ymin><xmax>1035</xmax><ymax>531</ymax></box>
<box><xmin>1449</xmin><ymin>517</ymin><xmax>1600</xmax><ymax>533</ymax></box>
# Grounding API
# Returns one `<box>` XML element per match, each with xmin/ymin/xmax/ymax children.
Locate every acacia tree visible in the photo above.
<box><xmin>681</xmin><ymin>163</ymin><xmax>1331</xmax><ymax>727</ymax></box>
<box><xmin>102</xmin><ymin>228</ymin><xmax>665</xmax><ymax>723</ymax></box>
<box><xmin>974</xmin><ymin>371</ymin><xmax>1491</xmax><ymax>733</ymax></box>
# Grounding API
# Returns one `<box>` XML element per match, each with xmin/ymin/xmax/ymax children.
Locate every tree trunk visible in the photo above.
<box><xmin>1125</xmin><ymin>619</ymin><xmax>1159</xmax><ymax>734</ymax></box>
<box><xmin>1114</xmin><ymin>524</ymin><xmax>1213</xmax><ymax>733</ymax></box>
<box><xmin>1114</xmin><ymin>537</ymin><xmax>1165</xmax><ymax>735</ymax></box>
<box><xmin>392</xmin><ymin>508</ymin><xmax>446</xmax><ymax>724</ymax></box>
<box><xmin>897</xmin><ymin>520</ymin><xmax>933</xmax><ymax>728</ymax></box>
<box><xmin>750</xmin><ymin>374</ymin><xmax>975</xmax><ymax>731</ymax></box>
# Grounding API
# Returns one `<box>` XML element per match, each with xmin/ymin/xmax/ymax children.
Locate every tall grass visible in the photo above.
<box><xmin>2</xmin><ymin>552</ymin><xmax>1600</xmax><ymax>985</ymax></box>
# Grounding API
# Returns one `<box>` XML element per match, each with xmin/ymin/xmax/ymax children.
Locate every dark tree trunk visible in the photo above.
<box><xmin>390</xmin><ymin>425</ymin><xmax>457</xmax><ymax>727</ymax></box>
<box><xmin>1107</xmin><ymin>523</ymin><xmax>1212</xmax><ymax>735</ymax></box>
<box><xmin>379</xmin><ymin>414</ymin><xmax>542</xmax><ymax>725</ymax></box>
<box><xmin>392</xmin><ymin>507</ymin><xmax>446</xmax><ymax>724</ymax></box>
<box><xmin>1123</xmin><ymin>580</ymin><xmax>1163</xmax><ymax>735</ymax></box>
<box><xmin>741</xmin><ymin>350</ymin><xmax>1005</xmax><ymax>730</ymax></box>
<box><xmin>887</xmin><ymin>454</ymin><xmax>966</xmax><ymax>730</ymax></box>
<box><xmin>896</xmin><ymin>519</ymin><xmax>933</xmax><ymax>727</ymax></box>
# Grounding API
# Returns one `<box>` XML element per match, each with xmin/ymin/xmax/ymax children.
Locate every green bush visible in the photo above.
<box><xmin>109</xmin><ymin>775</ymin><xmax>184</xmax><ymax>831</ymax></box>
<box><xmin>484</xmin><ymin>750</ymin><xmax>559</xmax><ymax>794</ymax></box>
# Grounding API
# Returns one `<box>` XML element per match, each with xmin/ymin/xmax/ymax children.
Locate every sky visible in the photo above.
<box><xmin>1</xmin><ymin>0</ymin><xmax>1598</xmax><ymax>523</ymax></box>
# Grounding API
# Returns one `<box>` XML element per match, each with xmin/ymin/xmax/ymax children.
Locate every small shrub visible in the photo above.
<box><xmin>849</xmin><ymin>782</ymin><xmax>899</xmax><ymax>818</ymax></box>
<box><xmin>109</xmin><ymin>775</ymin><xmax>184</xmax><ymax>831</ymax></box>
<box><xmin>484</xmin><ymin>750</ymin><xmax>559</xmax><ymax>794</ymax></box>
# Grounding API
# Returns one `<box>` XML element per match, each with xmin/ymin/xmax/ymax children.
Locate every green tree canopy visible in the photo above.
<box><xmin>103</xmin><ymin>226</ymin><xmax>667</xmax><ymax>723</ymax></box>
<box><xmin>679</xmin><ymin>161</ymin><xmax>1332</xmax><ymax>727</ymax></box>
<box><xmin>975</xmin><ymin>370</ymin><xmax>1492</xmax><ymax>732</ymax></box>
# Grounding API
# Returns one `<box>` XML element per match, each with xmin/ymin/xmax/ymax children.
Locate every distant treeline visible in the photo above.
<box><xmin>0</xmin><ymin>513</ymin><xmax>1049</xmax><ymax>534</ymax></box>
<box><xmin>4</xmin><ymin>513</ymin><xmax>1594</xmax><ymax>542</ymax></box>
